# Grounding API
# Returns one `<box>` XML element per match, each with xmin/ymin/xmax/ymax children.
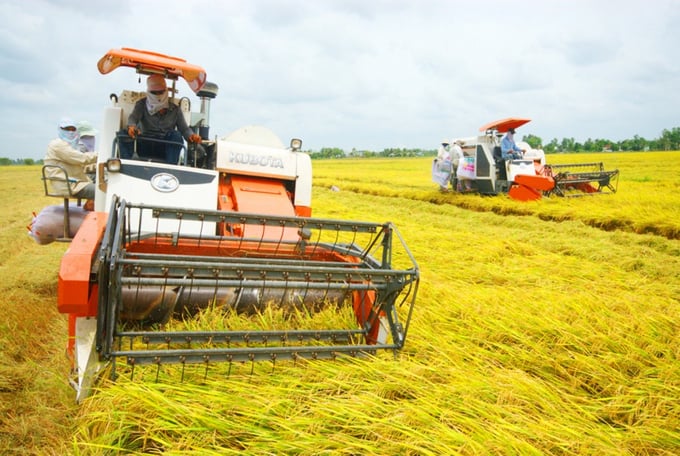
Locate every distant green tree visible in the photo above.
<box><xmin>545</xmin><ymin>138</ymin><xmax>559</xmax><ymax>153</ymax></box>
<box><xmin>0</xmin><ymin>157</ymin><xmax>12</xmax><ymax>166</ymax></box>
<box><xmin>582</xmin><ymin>138</ymin><xmax>594</xmax><ymax>152</ymax></box>
<box><xmin>310</xmin><ymin>147</ymin><xmax>346</xmax><ymax>159</ymax></box>
<box><xmin>593</xmin><ymin>138</ymin><xmax>612</xmax><ymax>151</ymax></box>
<box><xmin>521</xmin><ymin>134</ymin><xmax>543</xmax><ymax>149</ymax></box>
<box><xmin>560</xmin><ymin>137</ymin><xmax>575</xmax><ymax>152</ymax></box>
<box><xmin>659</xmin><ymin>127</ymin><xmax>680</xmax><ymax>150</ymax></box>
<box><xmin>630</xmin><ymin>135</ymin><xmax>647</xmax><ymax>151</ymax></box>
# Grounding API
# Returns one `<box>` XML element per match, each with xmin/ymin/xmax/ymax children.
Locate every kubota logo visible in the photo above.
<box><xmin>229</xmin><ymin>151</ymin><xmax>284</xmax><ymax>168</ymax></box>
<box><xmin>150</xmin><ymin>173</ymin><xmax>180</xmax><ymax>193</ymax></box>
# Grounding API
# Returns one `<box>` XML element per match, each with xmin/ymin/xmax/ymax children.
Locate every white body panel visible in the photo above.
<box><xmin>507</xmin><ymin>160</ymin><xmax>538</xmax><ymax>182</ymax></box>
<box><xmin>517</xmin><ymin>141</ymin><xmax>546</xmax><ymax>165</ymax></box>
<box><xmin>216</xmin><ymin>140</ymin><xmax>297</xmax><ymax>179</ymax></box>
<box><xmin>104</xmin><ymin>160</ymin><xmax>219</xmax><ymax>234</ymax></box>
<box><xmin>215</xmin><ymin>135</ymin><xmax>312</xmax><ymax>209</ymax></box>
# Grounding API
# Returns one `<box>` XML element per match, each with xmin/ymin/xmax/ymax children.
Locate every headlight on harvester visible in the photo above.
<box><xmin>98</xmin><ymin>158</ymin><xmax>121</xmax><ymax>193</ymax></box>
<box><xmin>290</xmin><ymin>138</ymin><xmax>302</xmax><ymax>151</ymax></box>
<box><xmin>106</xmin><ymin>158</ymin><xmax>121</xmax><ymax>172</ymax></box>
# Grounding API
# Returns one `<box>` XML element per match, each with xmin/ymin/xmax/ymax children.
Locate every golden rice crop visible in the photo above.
<box><xmin>1</xmin><ymin>158</ymin><xmax>679</xmax><ymax>455</ymax></box>
<box><xmin>314</xmin><ymin>151</ymin><xmax>680</xmax><ymax>239</ymax></box>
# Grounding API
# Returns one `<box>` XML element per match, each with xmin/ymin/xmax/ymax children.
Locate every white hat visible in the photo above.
<box><xmin>59</xmin><ymin>117</ymin><xmax>77</xmax><ymax>129</ymax></box>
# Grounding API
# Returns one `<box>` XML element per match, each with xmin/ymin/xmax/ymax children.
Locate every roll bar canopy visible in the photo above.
<box><xmin>479</xmin><ymin>117</ymin><xmax>531</xmax><ymax>133</ymax></box>
<box><xmin>97</xmin><ymin>47</ymin><xmax>207</xmax><ymax>94</ymax></box>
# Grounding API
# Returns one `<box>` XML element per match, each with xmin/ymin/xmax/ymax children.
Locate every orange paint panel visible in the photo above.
<box><xmin>231</xmin><ymin>176</ymin><xmax>295</xmax><ymax>215</ymax></box>
<box><xmin>58</xmin><ymin>212</ymin><xmax>107</xmax><ymax>316</ymax></box>
<box><xmin>218</xmin><ymin>194</ymin><xmax>235</xmax><ymax>211</ymax></box>
<box><xmin>514</xmin><ymin>174</ymin><xmax>555</xmax><ymax>191</ymax></box>
<box><xmin>352</xmin><ymin>290</ymin><xmax>381</xmax><ymax>344</ymax></box>
<box><xmin>508</xmin><ymin>184</ymin><xmax>542</xmax><ymax>201</ymax></box>
<box><xmin>575</xmin><ymin>183</ymin><xmax>598</xmax><ymax>193</ymax></box>
<box><xmin>295</xmin><ymin>206</ymin><xmax>312</xmax><ymax>217</ymax></box>
<box><xmin>66</xmin><ymin>314</ymin><xmax>76</xmax><ymax>362</ymax></box>
<box><xmin>229</xmin><ymin>176</ymin><xmax>299</xmax><ymax>241</ymax></box>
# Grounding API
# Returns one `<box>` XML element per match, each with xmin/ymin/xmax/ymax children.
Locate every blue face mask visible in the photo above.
<box><xmin>59</xmin><ymin>128</ymin><xmax>79</xmax><ymax>148</ymax></box>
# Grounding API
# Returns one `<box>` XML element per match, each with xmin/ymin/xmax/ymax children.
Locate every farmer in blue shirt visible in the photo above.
<box><xmin>501</xmin><ymin>128</ymin><xmax>524</xmax><ymax>160</ymax></box>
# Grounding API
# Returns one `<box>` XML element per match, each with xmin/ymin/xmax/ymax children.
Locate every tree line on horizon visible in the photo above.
<box><xmin>2</xmin><ymin>127</ymin><xmax>678</xmax><ymax>164</ymax></box>
<box><xmin>309</xmin><ymin>126</ymin><xmax>680</xmax><ymax>159</ymax></box>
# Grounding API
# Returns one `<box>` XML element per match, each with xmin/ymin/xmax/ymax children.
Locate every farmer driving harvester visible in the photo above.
<box><xmin>117</xmin><ymin>74</ymin><xmax>202</xmax><ymax>164</ymax></box>
<box><xmin>500</xmin><ymin>127</ymin><xmax>525</xmax><ymax>160</ymax></box>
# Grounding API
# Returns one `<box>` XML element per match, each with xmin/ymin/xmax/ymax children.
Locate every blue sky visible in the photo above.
<box><xmin>1</xmin><ymin>0</ymin><xmax>679</xmax><ymax>159</ymax></box>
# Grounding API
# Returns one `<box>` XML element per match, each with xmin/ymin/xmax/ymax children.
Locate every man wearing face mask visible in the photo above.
<box><xmin>76</xmin><ymin>120</ymin><xmax>98</xmax><ymax>153</ymax></box>
<box><xmin>44</xmin><ymin>118</ymin><xmax>98</xmax><ymax>199</ymax></box>
<box><xmin>119</xmin><ymin>74</ymin><xmax>202</xmax><ymax>164</ymax></box>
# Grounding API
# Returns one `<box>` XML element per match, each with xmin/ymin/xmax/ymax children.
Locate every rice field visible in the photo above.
<box><xmin>0</xmin><ymin>151</ymin><xmax>678</xmax><ymax>455</ymax></box>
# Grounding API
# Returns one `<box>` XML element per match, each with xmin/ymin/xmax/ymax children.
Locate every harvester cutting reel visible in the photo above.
<box><xmin>544</xmin><ymin>162</ymin><xmax>619</xmax><ymax>197</ymax></box>
<box><xmin>93</xmin><ymin>197</ymin><xmax>419</xmax><ymax>383</ymax></box>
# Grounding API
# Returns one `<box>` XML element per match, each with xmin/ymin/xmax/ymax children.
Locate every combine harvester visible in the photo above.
<box><xmin>453</xmin><ymin>118</ymin><xmax>619</xmax><ymax>201</ymax></box>
<box><xmin>58</xmin><ymin>48</ymin><xmax>419</xmax><ymax>401</ymax></box>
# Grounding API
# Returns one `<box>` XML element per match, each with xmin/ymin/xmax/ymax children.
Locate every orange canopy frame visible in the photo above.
<box><xmin>479</xmin><ymin>117</ymin><xmax>531</xmax><ymax>133</ymax></box>
<box><xmin>97</xmin><ymin>47</ymin><xmax>207</xmax><ymax>94</ymax></box>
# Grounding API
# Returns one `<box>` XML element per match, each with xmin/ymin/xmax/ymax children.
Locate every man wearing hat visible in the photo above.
<box><xmin>500</xmin><ymin>127</ymin><xmax>524</xmax><ymax>160</ymax></box>
<box><xmin>44</xmin><ymin>118</ymin><xmax>98</xmax><ymax>199</ymax></box>
<box><xmin>120</xmin><ymin>74</ymin><xmax>202</xmax><ymax>164</ymax></box>
<box><xmin>450</xmin><ymin>139</ymin><xmax>470</xmax><ymax>191</ymax></box>
<box><xmin>77</xmin><ymin>120</ymin><xmax>98</xmax><ymax>152</ymax></box>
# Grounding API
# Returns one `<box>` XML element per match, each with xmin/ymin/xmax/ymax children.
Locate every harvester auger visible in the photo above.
<box><xmin>54</xmin><ymin>48</ymin><xmax>419</xmax><ymax>401</ymax></box>
<box><xmin>448</xmin><ymin>118</ymin><xmax>619</xmax><ymax>201</ymax></box>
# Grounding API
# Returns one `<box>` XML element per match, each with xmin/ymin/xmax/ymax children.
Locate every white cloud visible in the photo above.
<box><xmin>1</xmin><ymin>0</ymin><xmax>679</xmax><ymax>159</ymax></box>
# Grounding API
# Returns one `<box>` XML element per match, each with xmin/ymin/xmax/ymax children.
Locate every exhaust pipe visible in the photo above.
<box><xmin>196</xmin><ymin>81</ymin><xmax>219</xmax><ymax>140</ymax></box>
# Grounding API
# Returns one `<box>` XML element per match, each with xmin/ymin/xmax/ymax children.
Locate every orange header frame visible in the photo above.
<box><xmin>97</xmin><ymin>47</ymin><xmax>207</xmax><ymax>93</ymax></box>
<box><xmin>479</xmin><ymin>117</ymin><xmax>531</xmax><ymax>133</ymax></box>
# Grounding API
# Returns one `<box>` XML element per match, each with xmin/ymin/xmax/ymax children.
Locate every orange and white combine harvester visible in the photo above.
<box><xmin>452</xmin><ymin>118</ymin><xmax>619</xmax><ymax>201</ymax></box>
<box><xmin>59</xmin><ymin>48</ymin><xmax>419</xmax><ymax>401</ymax></box>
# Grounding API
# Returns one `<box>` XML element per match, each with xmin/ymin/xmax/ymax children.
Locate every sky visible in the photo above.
<box><xmin>1</xmin><ymin>0</ymin><xmax>679</xmax><ymax>159</ymax></box>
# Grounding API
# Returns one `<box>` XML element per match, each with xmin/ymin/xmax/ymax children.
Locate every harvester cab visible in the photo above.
<box><xmin>451</xmin><ymin>117</ymin><xmax>619</xmax><ymax>201</ymax></box>
<box><xmin>58</xmin><ymin>48</ymin><xmax>419</xmax><ymax>401</ymax></box>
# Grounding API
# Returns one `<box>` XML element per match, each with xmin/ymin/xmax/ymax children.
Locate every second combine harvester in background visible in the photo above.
<box><xmin>57</xmin><ymin>48</ymin><xmax>419</xmax><ymax>401</ymax></box>
<box><xmin>448</xmin><ymin>118</ymin><xmax>619</xmax><ymax>201</ymax></box>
